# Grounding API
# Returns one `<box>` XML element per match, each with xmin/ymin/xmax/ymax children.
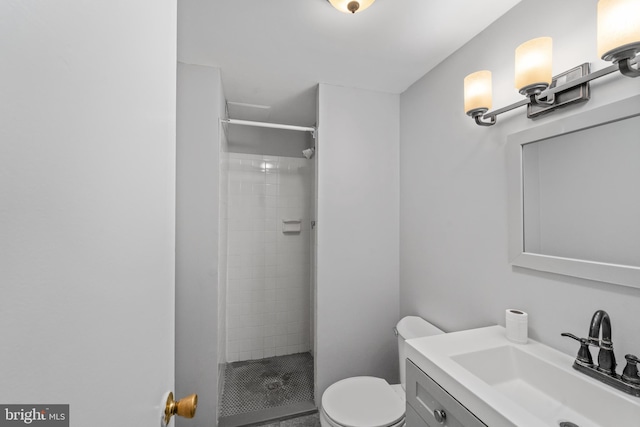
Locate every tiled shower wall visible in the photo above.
<box><xmin>222</xmin><ymin>153</ymin><xmax>313</xmax><ymax>362</ymax></box>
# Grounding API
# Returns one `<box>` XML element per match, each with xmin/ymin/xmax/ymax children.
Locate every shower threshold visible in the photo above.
<box><xmin>218</xmin><ymin>403</ymin><xmax>317</xmax><ymax>427</ymax></box>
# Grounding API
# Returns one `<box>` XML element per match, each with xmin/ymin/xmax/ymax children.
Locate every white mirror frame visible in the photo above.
<box><xmin>507</xmin><ymin>94</ymin><xmax>640</xmax><ymax>289</ymax></box>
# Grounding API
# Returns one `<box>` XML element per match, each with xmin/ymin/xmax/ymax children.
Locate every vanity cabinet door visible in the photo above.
<box><xmin>406</xmin><ymin>360</ymin><xmax>487</xmax><ymax>427</ymax></box>
<box><xmin>406</xmin><ymin>403</ymin><xmax>430</xmax><ymax>427</ymax></box>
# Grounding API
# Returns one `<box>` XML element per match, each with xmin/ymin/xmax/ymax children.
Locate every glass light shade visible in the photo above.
<box><xmin>515</xmin><ymin>37</ymin><xmax>553</xmax><ymax>94</ymax></box>
<box><xmin>464</xmin><ymin>70</ymin><xmax>493</xmax><ymax>115</ymax></box>
<box><xmin>328</xmin><ymin>0</ymin><xmax>375</xmax><ymax>14</ymax></box>
<box><xmin>597</xmin><ymin>0</ymin><xmax>640</xmax><ymax>61</ymax></box>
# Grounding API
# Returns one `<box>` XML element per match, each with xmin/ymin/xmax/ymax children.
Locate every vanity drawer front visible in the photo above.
<box><xmin>406</xmin><ymin>360</ymin><xmax>487</xmax><ymax>427</ymax></box>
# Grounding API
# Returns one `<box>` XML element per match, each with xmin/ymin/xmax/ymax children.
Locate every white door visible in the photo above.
<box><xmin>0</xmin><ymin>1</ymin><xmax>177</xmax><ymax>426</ymax></box>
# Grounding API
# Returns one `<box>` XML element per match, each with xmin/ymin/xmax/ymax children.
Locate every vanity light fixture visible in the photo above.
<box><xmin>464</xmin><ymin>0</ymin><xmax>640</xmax><ymax>127</ymax></box>
<box><xmin>464</xmin><ymin>70</ymin><xmax>495</xmax><ymax>126</ymax></box>
<box><xmin>327</xmin><ymin>0</ymin><xmax>375</xmax><ymax>14</ymax></box>
<box><xmin>598</xmin><ymin>0</ymin><xmax>640</xmax><ymax>76</ymax></box>
<box><xmin>514</xmin><ymin>37</ymin><xmax>553</xmax><ymax>97</ymax></box>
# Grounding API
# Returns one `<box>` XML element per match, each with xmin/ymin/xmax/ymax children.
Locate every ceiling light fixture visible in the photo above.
<box><xmin>328</xmin><ymin>0</ymin><xmax>375</xmax><ymax>14</ymax></box>
<box><xmin>464</xmin><ymin>0</ymin><xmax>639</xmax><ymax>127</ymax></box>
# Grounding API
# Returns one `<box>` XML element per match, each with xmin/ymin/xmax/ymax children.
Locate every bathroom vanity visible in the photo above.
<box><xmin>406</xmin><ymin>359</ymin><xmax>486</xmax><ymax>427</ymax></box>
<box><xmin>405</xmin><ymin>326</ymin><xmax>640</xmax><ymax>427</ymax></box>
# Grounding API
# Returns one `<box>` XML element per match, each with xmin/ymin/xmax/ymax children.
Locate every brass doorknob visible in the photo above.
<box><xmin>164</xmin><ymin>392</ymin><xmax>198</xmax><ymax>425</ymax></box>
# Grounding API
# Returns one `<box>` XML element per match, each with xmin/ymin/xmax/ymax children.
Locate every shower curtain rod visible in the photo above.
<box><xmin>220</xmin><ymin>118</ymin><xmax>316</xmax><ymax>133</ymax></box>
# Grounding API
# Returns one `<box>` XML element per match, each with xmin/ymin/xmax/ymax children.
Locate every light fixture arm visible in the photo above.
<box><xmin>467</xmin><ymin>108</ymin><xmax>496</xmax><ymax>126</ymax></box>
<box><xmin>474</xmin><ymin>114</ymin><xmax>496</xmax><ymax>126</ymax></box>
<box><xmin>619</xmin><ymin>57</ymin><xmax>640</xmax><ymax>77</ymax></box>
<box><xmin>479</xmin><ymin>99</ymin><xmax>528</xmax><ymax>126</ymax></box>
<box><xmin>471</xmin><ymin>112</ymin><xmax>496</xmax><ymax>126</ymax></box>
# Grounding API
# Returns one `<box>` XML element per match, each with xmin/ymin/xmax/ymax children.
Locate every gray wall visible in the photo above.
<box><xmin>400</xmin><ymin>0</ymin><xmax>640</xmax><ymax>361</ymax></box>
<box><xmin>176</xmin><ymin>62</ymin><xmax>223</xmax><ymax>425</ymax></box>
<box><xmin>316</xmin><ymin>83</ymin><xmax>400</xmax><ymax>402</ymax></box>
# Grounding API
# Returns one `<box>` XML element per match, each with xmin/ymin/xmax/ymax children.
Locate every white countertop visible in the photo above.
<box><xmin>405</xmin><ymin>325</ymin><xmax>640</xmax><ymax>427</ymax></box>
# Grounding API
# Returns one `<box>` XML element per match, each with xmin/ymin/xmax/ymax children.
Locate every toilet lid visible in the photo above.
<box><xmin>322</xmin><ymin>377</ymin><xmax>405</xmax><ymax>427</ymax></box>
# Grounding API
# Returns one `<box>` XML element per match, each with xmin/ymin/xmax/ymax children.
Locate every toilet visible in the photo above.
<box><xmin>319</xmin><ymin>316</ymin><xmax>444</xmax><ymax>427</ymax></box>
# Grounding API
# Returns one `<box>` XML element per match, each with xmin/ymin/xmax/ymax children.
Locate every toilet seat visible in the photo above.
<box><xmin>321</xmin><ymin>376</ymin><xmax>405</xmax><ymax>427</ymax></box>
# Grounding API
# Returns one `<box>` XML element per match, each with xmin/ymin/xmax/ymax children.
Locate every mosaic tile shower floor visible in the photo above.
<box><xmin>219</xmin><ymin>352</ymin><xmax>315</xmax><ymax>427</ymax></box>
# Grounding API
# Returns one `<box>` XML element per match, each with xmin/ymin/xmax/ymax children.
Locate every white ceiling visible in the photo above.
<box><xmin>178</xmin><ymin>0</ymin><xmax>522</xmax><ymax>127</ymax></box>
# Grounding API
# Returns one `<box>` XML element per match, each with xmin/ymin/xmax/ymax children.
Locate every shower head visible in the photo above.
<box><xmin>302</xmin><ymin>147</ymin><xmax>315</xmax><ymax>160</ymax></box>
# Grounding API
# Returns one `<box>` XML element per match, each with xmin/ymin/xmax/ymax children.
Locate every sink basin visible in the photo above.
<box><xmin>406</xmin><ymin>326</ymin><xmax>640</xmax><ymax>427</ymax></box>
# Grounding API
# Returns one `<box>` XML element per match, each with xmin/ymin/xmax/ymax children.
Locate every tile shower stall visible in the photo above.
<box><xmin>219</xmin><ymin>153</ymin><xmax>314</xmax><ymax>363</ymax></box>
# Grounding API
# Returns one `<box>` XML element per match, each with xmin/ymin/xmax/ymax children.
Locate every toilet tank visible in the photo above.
<box><xmin>395</xmin><ymin>316</ymin><xmax>444</xmax><ymax>390</ymax></box>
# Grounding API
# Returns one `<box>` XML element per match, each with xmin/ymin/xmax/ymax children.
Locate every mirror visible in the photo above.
<box><xmin>508</xmin><ymin>95</ymin><xmax>640</xmax><ymax>289</ymax></box>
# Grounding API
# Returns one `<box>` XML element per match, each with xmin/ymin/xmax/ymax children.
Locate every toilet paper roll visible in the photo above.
<box><xmin>506</xmin><ymin>309</ymin><xmax>528</xmax><ymax>344</ymax></box>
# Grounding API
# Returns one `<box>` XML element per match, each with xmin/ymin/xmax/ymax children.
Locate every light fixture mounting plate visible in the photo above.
<box><xmin>527</xmin><ymin>63</ymin><xmax>591</xmax><ymax>118</ymax></box>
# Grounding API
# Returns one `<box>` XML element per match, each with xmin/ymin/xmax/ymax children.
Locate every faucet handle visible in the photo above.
<box><xmin>561</xmin><ymin>332</ymin><xmax>581</xmax><ymax>341</ymax></box>
<box><xmin>625</xmin><ymin>354</ymin><xmax>640</xmax><ymax>363</ymax></box>
<box><xmin>561</xmin><ymin>332</ymin><xmax>594</xmax><ymax>366</ymax></box>
<box><xmin>622</xmin><ymin>354</ymin><xmax>640</xmax><ymax>385</ymax></box>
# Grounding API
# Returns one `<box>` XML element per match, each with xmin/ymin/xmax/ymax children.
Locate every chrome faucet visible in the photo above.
<box><xmin>562</xmin><ymin>310</ymin><xmax>640</xmax><ymax>397</ymax></box>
